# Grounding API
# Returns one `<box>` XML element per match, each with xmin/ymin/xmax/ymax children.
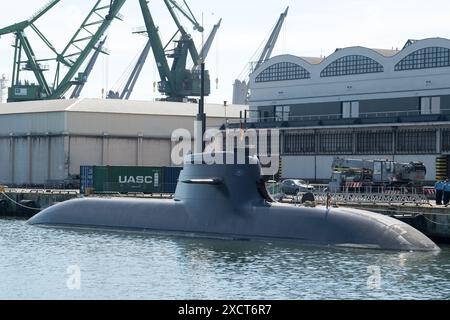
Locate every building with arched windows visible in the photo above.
<box><xmin>245</xmin><ymin>38</ymin><xmax>450</xmax><ymax>183</ymax></box>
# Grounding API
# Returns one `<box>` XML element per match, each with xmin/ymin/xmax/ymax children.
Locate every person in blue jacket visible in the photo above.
<box><xmin>443</xmin><ymin>178</ymin><xmax>450</xmax><ymax>207</ymax></box>
<box><xmin>435</xmin><ymin>178</ymin><xmax>446</xmax><ymax>205</ymax></box>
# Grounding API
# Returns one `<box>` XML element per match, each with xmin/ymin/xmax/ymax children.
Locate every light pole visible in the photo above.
<box><xmin>224</xmin><ymin>100</ymin><xmax>228</xmax><ymax>129</ymax></box>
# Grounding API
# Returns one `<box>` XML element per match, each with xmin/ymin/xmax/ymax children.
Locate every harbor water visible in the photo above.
<box><xmin>1</xmin><ymin>218</ymin><xmax>450</xmax><ymax>300</ymax></box>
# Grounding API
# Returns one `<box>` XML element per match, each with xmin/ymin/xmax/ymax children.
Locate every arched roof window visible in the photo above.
<box><xmin>395</xmin><ymin>47</ymin><xmax>450</xmax><ymax>71</ymax></box>
<box><xmin>255</xmin><ymin>62</ymin><xmax>311</xmax><ymax>82</ymax></box>
<box><xmin>320</xmin><ymin>55</ymin><xmax>384</xmax><ymax>77</ymax></box>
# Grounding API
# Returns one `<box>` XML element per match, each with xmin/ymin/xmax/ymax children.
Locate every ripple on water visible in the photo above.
<box><xmin>0</xmin><ymin>218</ymin><xmax>449</xmax><ymax>299</ymax></box>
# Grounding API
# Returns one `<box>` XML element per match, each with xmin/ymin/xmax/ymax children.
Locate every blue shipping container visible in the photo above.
<box><xmin>80</xmin><ymin>166</ymin><xmax>94</xmax><ymax>194</ymax></box>
<box><xmin>162</xmin><ymin>167</ymin><xmax>183</xmax><ymax>194</ymax></box>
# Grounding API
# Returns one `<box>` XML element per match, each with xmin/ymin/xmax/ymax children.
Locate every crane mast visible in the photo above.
<box><xmin>138</xmin><ymin>0</ymin><xmax>218</xmax><ymax>101</ymax></box>
<box><xmin>108</xmin><ymin>14</ymin><xmax>220</xmax><ymax>101</ymax></box>
<box><xmin>0</xmin><ymin>0</ymin><xmax>219</xmax><ymax>103</ymax></box>
<box><xmin>0</xmin><ymin>0</ymin><xmax>126</xmax><ymax>102</ymax></box>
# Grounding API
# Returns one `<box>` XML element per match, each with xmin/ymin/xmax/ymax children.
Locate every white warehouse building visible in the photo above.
<box><xmin>0</xmin><ymin>98</ymin><xmax>245</xmax><ymax>187</ymax></box>
<box><xmin>243</xmin><ymin>38</ymin><xmax>450</xmax><ymax>183</ymax></box>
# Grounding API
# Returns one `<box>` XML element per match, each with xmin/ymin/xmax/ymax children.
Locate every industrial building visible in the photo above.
<box><xmin>0</xmin><ymin>98</ymin><xmax>245</xmax><ymax>187</ymax></box>
<box><xmin>245</xmin><ymin>38</ymin><xmax>450</xmax><ymax>183</ymax></box>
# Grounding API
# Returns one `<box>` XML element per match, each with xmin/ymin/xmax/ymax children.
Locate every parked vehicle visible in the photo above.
<box><xmin>280</xmin><ymin>179</ymin><xmax>315</xmax><ymax>196</ymax></box>
<box><xmin>328</xmin><ymin>157</ymin><xmax>426</xmax><ymax>193</ymax></box>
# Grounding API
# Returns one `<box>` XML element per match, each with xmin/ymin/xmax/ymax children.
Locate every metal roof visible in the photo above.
<box><xmin>299</xmin><ymin>56</ymin><xmax>325</xmax><ymax>65</ymax></box>
<box><xmin>335</xmin><ymin>47</ymin><xmax>400</xmax><ymax>57</ymax></box>
<box><xmin>370</xmin><ymin>48</ymin><xmax>400</xmax><ymax>57</ymax></box>
<box><xmin>0</xmin><ymin>98</ymin><xmax>247</xmax><ymax>118</ymax></box>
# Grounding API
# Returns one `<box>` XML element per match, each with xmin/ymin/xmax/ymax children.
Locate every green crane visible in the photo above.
<box><xmin>138</xmin><ymin>0</ymin><xmax>215</xmax><ymax>101</ymax></box>
<box><xmin>0</xmin><ymin>0</ymin><xmax>126</xmax><ymax>102</ymax></box>
<box><xmin>107</xmin><ymin>15</ymin><xmax>221</xmax><ymax>101</ymax></box>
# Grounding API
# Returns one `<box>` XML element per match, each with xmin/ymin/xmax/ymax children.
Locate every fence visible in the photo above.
<box><xmin>312</xmin><ymin>192</ymin><xmax>430</xmax><ymax>206</ymax></box>
<box><xmin>272</xmin><ymin>183</ymin><xmax>433</xmax><ymax>206</ymax></box>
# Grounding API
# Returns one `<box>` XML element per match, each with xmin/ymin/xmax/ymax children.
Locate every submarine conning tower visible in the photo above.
<box><xmin>174</xmin><ymin>152</ymin><xmax>274</xmax><ymax>206</ymax></box>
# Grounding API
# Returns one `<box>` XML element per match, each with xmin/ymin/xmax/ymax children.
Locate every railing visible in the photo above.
<box><xmin>312</xmin><ymin>192</ymin><xmax>430</xmax><ymax>206</ymax></box>
<box><xmin>228</xmin><ymin>109</ymin><xmax>450</xmax><ymax>126</ymax></box>
<box><xmin>4</xmin><ymin>188</ymin><xmax>79</xmax><ymax>195</ymax></box>
<box><xmin>269</xmin><ymin>183</ymin><xmax>434</xmax><ymax>206</ymax></box>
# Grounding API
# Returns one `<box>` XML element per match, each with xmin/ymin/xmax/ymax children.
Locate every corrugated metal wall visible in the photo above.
<box><xmin>0</xmin><ymin>136</ymin><xmax>66</xmax><ymax>186</ymax></box>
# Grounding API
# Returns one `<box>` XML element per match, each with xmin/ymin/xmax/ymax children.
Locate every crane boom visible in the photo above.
<box><xmin>0</xmin><ymin>0</ymin><xmax>61</xmax><ymax>36</ymax></box>
<box><xmin>198</xmin><ymin>19</ymin><xmax>222</xmax><ymax>62</ymax></box>
<box><xmin>139</xmin><ymin>0</ymin><xmax>172</xmax><ymax>90</ymax></box>
<box><xmin>254</xmin><ymin>6</ymin><xmax>289</xmax><ymax>71</ymax></box>
<box><xmin>139</xmin><ymin>0</ymin><xmax>212</xmax><ymax>101</ymax></box>
<box><xmin>120</xmin><ymin>39</ymin><xmax>152</xmax><ymax>100</ymax></box>
<box><xmin>164</xmin><ymin>0</ymin><xmax>203</xmax><ymax>32</ymax></box>
<box><xmin>50</xmin><ymin>0</ymin><xmax>127</xmax><ymax>98</ymax></box>
<box><xmin>70</xmin><ymin>37</ymin><xmax>108</xmax><ymax>99</ymax></box>
<box><xmin>232</xmin><ymin>7</ymin><xmax>289</xmax><ymax>105</ymax></box>
<box><xmin>29</xmin><ymin>0</ymin><xmax>61</xmax><ymax>25</ymax></box>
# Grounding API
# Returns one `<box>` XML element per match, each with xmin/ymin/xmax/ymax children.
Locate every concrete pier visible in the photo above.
<box><xmin>0</xmin><ymin>189</ymin><xmax>78</xmax><ymax>217</ymax></box>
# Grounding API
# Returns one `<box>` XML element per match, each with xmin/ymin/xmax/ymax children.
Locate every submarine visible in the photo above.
<box><xmin>28</xmin><ymin>152</ymin><xmax>439</xmax><ymax>252</ymax></box>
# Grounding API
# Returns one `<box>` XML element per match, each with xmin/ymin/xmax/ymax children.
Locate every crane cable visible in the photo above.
<box><xmin>215</xmin><ymin>26</ymin><xmax>219</xmax><ymax>90</ymax></box>
<box><xmin>110</xmin><ymin>40</ymin><xmax>148</xmax><ymax>94</ymax></box>
<box><xmin>236</xmin><ymin>23</ymin><xmax>275</xmax><ymax>81</ymax></box>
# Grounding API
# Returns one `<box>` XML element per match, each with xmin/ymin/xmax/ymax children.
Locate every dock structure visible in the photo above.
<box><xmin>0</xmin><ymin>188</ymin><xmax>77</xmax><ymax>217</ymax></box>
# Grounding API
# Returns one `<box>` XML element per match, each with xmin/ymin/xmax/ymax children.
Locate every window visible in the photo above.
<box><xmin>395</xmin><ymin>47</ymin><xmax>450</xmax><ymax>71</ymax></box>
<box><xmin>255</xmin><ymin>62</ymin><xmax>311</xmax><ymax>82</ymax></box>
<box><xmin>397</xmin><ymin>129</ymin><xmax>436</xmax><ymax>154</ymax></box>
<box><xmin>420</xmin><ymin>97</ymin><xmax>441</xmax><ymax>115</ymax></box>
<box><xmin>261</xmin><ymin>111</ymin><xmax>270</xmax><ymax>122</ymax></box>
<box><xmin>355</xmin><ymin>131</ymin><xmax>393</xmax><ymax>154</ymax></box>
<box><xmin>320</xmin><ymin>55</ymin><xmax>384</xmax><ymax>77</ymax></box>
<box><xmin>283</xmin><ymin>132</ymin><xmax>315</xmax><ymax>154</ymax></box>
<box><xmin>318</xmin><ymin>132</ymin><xmax>353</xmax><ymax>154</ymax></box>
<box><xmin>342</xmin><ymin>101</ymin><xmax>359</xmax><ymax>118</ymax></box>
<box><xmin>275</xmin><ymin>106</ymin><xmax>290</xmax><ymax>122</ymax></box>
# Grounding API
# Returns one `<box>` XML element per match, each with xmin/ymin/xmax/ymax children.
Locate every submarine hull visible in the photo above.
<box><xmin>28</xmin><ymin>197</ymin><xmax>439</xmax><ymax>251</ymax></box>
<box><xmin>28</xmin><ymin>154</ymin><xmax>440</xmax><ymax>252</ymax></box>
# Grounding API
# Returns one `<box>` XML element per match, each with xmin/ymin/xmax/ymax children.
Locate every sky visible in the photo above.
<box><xmin>1</xmin><ymin>0</ymin><xmax>450</xmax><ymax>104</ymax></box>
